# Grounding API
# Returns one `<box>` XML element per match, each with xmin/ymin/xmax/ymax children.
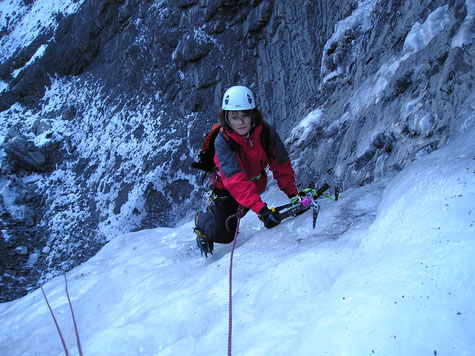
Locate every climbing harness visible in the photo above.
<box><xmin>225</xmin><ymin>205</ymin><xmax>247</xmax><ymax>356</ymax></box>
<box><xmin>41</xmin><ymin>274</ymin><xmax>83</xmax><ymax>356</ymax></box>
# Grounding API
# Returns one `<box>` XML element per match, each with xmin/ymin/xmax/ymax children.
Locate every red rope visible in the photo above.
<box><xmin>64</xmin><ymin>275</ymin><xmax>83</xmax><ymax>356</ymax></box>
<box><xmin>227</xmin><ymin>228</ymin><xmax>238</xmax><ymax>356</ymax></box>
<box><xmin>225</xmin><ymin>206</ymin><xmax>246</xmax><ymax>356</ymax></box>
<box><xmin>41</xmin><ymin>274</ymin><xmax>83</xmax><ymax>356</ymax></box>
<box><xmin>41</xmin><ymin>285</ymin><xmax>69</xmax><ymax>356</ymax></box>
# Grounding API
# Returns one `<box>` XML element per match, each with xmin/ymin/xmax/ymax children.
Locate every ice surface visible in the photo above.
<box><xmin>1</xmin><ymin>131</ymin><xmax>474</xmax><ymax>356</ymax></box>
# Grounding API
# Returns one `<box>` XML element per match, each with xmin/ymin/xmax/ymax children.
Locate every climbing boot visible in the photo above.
<box><xmin>194</xmin><ymin>213</ymin><xmax>213</xmax><ymax>257</ymax></box>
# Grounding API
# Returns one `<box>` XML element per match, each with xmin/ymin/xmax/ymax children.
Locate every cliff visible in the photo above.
<box><xmin>0</xmin><ymin>0</ymin><xmax>473</xmax><ymax>301</ymax></box>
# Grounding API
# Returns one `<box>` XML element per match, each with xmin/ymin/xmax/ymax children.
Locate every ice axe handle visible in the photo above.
<box><xmin>314</xmin><ymin>183</ymin><xmax>330</xmax><ymax>198</ymax></box>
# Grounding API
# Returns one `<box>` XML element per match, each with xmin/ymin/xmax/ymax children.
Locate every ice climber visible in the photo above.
<box><xmin>194</xmin><ymin>85</ymin><xmax>300</xmax><ymax>256</ymax></box>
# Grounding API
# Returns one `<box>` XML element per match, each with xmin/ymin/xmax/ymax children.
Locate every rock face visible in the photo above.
<box><xmin>286</xmin><ymin>0</ymin><xmax>474</xmax><ymax>189</ymax></box>
<box><xmin>0</xmin><ymin>0</ymin><xmax>473</xmax><ymax>301</ymax></box>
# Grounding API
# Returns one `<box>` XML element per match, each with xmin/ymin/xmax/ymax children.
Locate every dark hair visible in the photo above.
<box><xmin>217</xmin><ymin>108</ymin><xmax>263</xmax><ymax>130</ymax></box>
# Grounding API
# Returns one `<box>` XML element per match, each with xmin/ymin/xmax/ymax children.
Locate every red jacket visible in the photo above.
<box><xmin>213</xmin><ymin>122</ymin><xmax>298</xmax><ymax>214</ymax></box>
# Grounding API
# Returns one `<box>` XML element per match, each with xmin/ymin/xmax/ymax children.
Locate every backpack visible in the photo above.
<box><xmin>191</xmin><ymin>121</ymin><xmax>272</xmax><ymax>173</ymax></box>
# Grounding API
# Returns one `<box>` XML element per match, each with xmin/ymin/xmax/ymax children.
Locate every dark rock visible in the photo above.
<box><xmin>177</xmin><ymin>0</ymin><xmax>199</xmax><ymax>9</ymax></box>
<box><xmin>0</xmin><ymin>91</ymin><xmax>17</xmax><ymax>112</ymax></box>
<box><xmin>2</xmin><ymin>134</ymin><xmax>49</xmax><ymax>173</ymax></box>
<box><xmin>16</xmin><ymin>246</ymin><xmax>28</xmax><ymax>255</ymax></box>
<box><xmin>11</xmin><ymin>65</ymin><xmax>50</xmax><ymax>108</ymax></box>
<box><xmin>173</xmin><ymin>33</ymin><xmax>214</xmax><ymax>64</ymax></box>
<box><xmin>142</xmin><ymin>183</ymin><xmax>172</xmax><ymax>228</ymax></box>
<box><xmin>31</xmin><ymin>119</ymin><xmax>53</xmax><ymax>136</ymax></box>
<box><xmin>61</xmin><ymin>106</ymin><xmax>77</xmax><ymax>121</ymax></box>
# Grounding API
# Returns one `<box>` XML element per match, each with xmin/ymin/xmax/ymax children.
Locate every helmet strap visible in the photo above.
<box><xmin>225</xmin><ymin>111</ymin><xmax>230</xmax><ymax>127</ymax></box>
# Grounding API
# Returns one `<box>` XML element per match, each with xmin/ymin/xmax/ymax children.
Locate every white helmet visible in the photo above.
<box><xmin>221</xmin><ymin>85</ymin><xmax>256</xmax><ymax>110</ymax></box>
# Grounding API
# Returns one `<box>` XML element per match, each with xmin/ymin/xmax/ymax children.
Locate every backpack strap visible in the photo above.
<box><xmin>191</xmin><ymin>123</ymin><xmax>222</xmax><ymax>172</ymax></box>
<box><xmin>201</xmin><ymin>123</ymin><xmax>222</xmax><ymax>151</ymax></box>
<box><xmin>219</xmin><ymin>126</ymin><xmax>240</xmax><ymax>153</ymax></box>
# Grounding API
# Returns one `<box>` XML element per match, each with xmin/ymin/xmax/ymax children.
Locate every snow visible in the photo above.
<box><xmin>11</xmin><ymin>43</ymin><xmax>48</xmax><ymax>78</ymax></box>
<box><xmin>286</xmin><ymin>108</ymin><xmax>323</xmax><ymax>146</ymax></box>
<box><xmin>1</xmin><ymin>130</ymin><xmax>474</xmax><ymax>356</ymax></box>
<box><xmin>320</xmin><ymin>0</ymin><xmax>377</xmax><ymax>85</ymax></box>
<box><xmin>403</xmin><ymin>5</ymin><xmax>450</xmax><ymax>53</ymax></box>
<box><xmin>1</xmin><ymin>179</ymin><xmax>25</xmax><ymax>221</ymax></box>
<box><xmin>0</xmin><ymin>80</ymin><xmax>8</xmax><ymax>94</ymax></box>
<box><xmin>0</xmin><ymin>0</ymin><xmax>85</xmax><ymax>62</ymax></box>
<box><xmin>1</xmin><ymin>75</ymin><xmax>184</xmax><ymax>242</ymax></box>
<box><xmin>328</xmin><ymin>3</ymin><xmax>452</xmax><ymax>118</ymax></box>
<box><xmin>452</xmin><ymin>0</ymin><xmax>475</xmax><ymax>48</ymax></box>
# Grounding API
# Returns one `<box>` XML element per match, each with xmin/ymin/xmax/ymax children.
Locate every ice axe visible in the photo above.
<box><xmin>272</xmin><ymin>183</ymin><xmax>331</xmax><ymax>229</ymax></box>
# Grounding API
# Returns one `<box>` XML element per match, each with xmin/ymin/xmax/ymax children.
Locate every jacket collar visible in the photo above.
<box><xmin>226</xmin><ymin>124</ymin><xmax>263</xmax><ymax>145</ymax></box>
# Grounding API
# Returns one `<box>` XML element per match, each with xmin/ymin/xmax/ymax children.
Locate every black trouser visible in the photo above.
<box><xmin>197</xmin><ymin>189</ymin><xmax>249</xmax><ymax>244</ymax></box>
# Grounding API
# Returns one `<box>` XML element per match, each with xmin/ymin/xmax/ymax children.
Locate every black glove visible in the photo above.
<box><xmin>287</xmin><ymin>191</ymin><xmax>306</xmax><ymax>200</ymax></box>
<box><xmin>258</xmin><ymin>206</ymin><xmax>281</xmax><ymax>229</ymax></box>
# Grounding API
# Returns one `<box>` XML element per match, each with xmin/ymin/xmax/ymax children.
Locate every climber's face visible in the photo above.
<box><xmin>228</xmin><ymin>111</ymin><xmax>252</xmax><ymax>135</ymax></box>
